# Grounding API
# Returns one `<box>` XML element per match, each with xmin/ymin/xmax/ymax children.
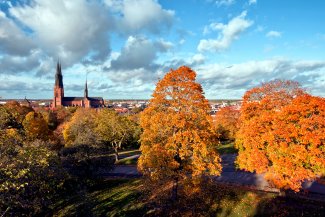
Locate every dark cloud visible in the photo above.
<box><xmin>0</xmin><ymin>53</ymin><xmax>39</xmax><ymax>74</ymax></box>
<box><xmin>0</xmin><ymin>11</ymin><xmax>35</xmax><ymax>56</ymax></box>
<box><xmin>110</xmin><ymin>36</ymin><xmax>173</xmax><ymax>71</ymax></box>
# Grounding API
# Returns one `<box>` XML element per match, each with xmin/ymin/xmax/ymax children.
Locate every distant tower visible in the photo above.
<box><xmin>84</xmin><ymin>78</ymin><xmax>91</xmax><ymax>108</ymax></box>
<box><xmin>84</xmin><ymin>79</ymin><xmax>88</xmax><ymax>98</ymax></box>
<box><xmin>53</xmin><ymin>61</ymin><xmax>64</xmax><ymax>107</ymax></box>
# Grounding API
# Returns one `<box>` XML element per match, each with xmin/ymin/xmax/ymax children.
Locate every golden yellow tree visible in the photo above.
<box><xmin>138</xmin><ymin>66</ymin><xmax>221</xmax><ymax>200</ymax></box>
<box><xmin>22</xmin><ymin>111</ymin><xmax>49</xmax><ymax>141</ymax></box>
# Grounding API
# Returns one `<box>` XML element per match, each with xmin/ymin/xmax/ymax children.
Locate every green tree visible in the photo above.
<box><xmin>95</xmin><ymin>109</ymin><xmax>140</xmax><ymax>161</ymax></box>
<box><xmin>0</xmin><ymin>136</ymin><xmax>67</xmax><ymax>216</ymax></box>
<box><xmin>138</xmin><ymin>66</ymin><xmax>221</xmax><ymax>200</ymax></box>
<box><xmin>4</xmin><ymin>101</ymin><xmax>33</xmax><ymax>125</ymax></box>
<box><xmin>62</xmin><ymin>108</ymin><xmax>114</xmax><ymax>177</ymax></box>
<box><xmin>63</xmin><ymin>108</ymin><xmax>97</xmax><ymax>146</ymax></box>
<box><xmin>0</xmin><ymin>106</ymin><xmax>18</xmax><ymax>130</ymax></box>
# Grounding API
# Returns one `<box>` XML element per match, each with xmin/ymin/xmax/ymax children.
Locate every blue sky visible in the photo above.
<box><xmin>0</xmin><ymin>0</ymin><xmax>324</xmax><ymax>99</ymax></box>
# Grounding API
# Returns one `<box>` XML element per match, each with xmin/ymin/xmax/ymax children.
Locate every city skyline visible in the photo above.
<box><xmin>0</xmin><ymin>0</ymin><xmax>325</xmax><ymax>99</ymax></box>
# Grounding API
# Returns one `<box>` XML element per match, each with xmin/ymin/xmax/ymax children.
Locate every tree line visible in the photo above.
<box><xmin>1</xmin><ymin>65</ymin><xmax>324</xmax><ymax>215</ymax></box>
<box><xmin>139</xmin><ymin>66</ymin><xmax>325</xmax><ymax>203</ymax></box>
<box><xmin>0</xmin><ymin>102</ymin><xmax>140</xmax><ymax>216</ymax></box>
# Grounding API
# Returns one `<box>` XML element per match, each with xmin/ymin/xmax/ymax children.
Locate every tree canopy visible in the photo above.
<box><xmin>138</xmin><ymin>66</ymin><xmax>221</xmax><ymax>199</ymax></box>
<box><xmin>214</xmin><ymin>106</ymin><xmax>240</xmax><ymax>141</ymax></box>
<box><xmin>236</xmin><ymin>80</ymin><xmax>324</xmax><ymax>191</ymax></box>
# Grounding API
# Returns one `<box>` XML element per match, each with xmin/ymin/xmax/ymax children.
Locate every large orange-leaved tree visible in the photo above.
<box><xmin>138</xmin><ymin>66</ymin><xmax>221</xmax><ymax>200</ymax></box>
<box><xmin>264</xmin><ymin>94</ymin><xmax>325</xmax><ymax>191</ymax></box>
<box><xmin>236</xmin><ymin>79</ymin><xmax>325</xmax><ymax>191</ymax></box>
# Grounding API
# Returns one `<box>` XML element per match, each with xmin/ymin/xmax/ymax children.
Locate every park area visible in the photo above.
<box><xmin>51</xmin><ymin>145</ymin><xmax>325</xmax><ymax>217</ymax></box>
<box><xmin>1</xmin><ymin>68</ymin><xmax>325</xmax><ymax>216</ymax></box>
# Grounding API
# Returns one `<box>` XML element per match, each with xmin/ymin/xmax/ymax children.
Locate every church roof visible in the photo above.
<box><xmin>88</xmin><ymin>97</ymin><xmax>104</xmax><ymax>101</ymax></box>
<box><xmin>62</xmin><ymin>97</ymin><xmax>84</xmax><ymax>101</ymax></box>
<box><xmin>63</xmin><ymin>97</ymin><xmax>103</xmax><ymax>101</ymax></box>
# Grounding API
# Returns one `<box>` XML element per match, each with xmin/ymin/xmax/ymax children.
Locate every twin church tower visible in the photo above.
<box><xmin>52</xmin><ymin>61</ymin><xmax>104</xmax><ymax>108</ymax></box>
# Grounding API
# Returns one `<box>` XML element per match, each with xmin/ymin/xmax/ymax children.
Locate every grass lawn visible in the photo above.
<box><xmin>50</xmin><ymin>178</ymin><xmax>325</xmax><ymax>217</ymax></box>
<box><xmin>217</xmin><ymin>141</ymin><xmax>237</xmax><ymax>154</ymax></box>
<box><xmin>116</xmin><ymin>156</ymin><xmax>138</xmax><ymax>165</ymax></box>
<box><xmin>52</xmin><ymin>179</ymin><xmax>147</xmax><ymax>217</ymax></box>
<box><xmin>117</xmin><ymin>149</ymin><xmax>141</xmax><ymax>158</ymax></box>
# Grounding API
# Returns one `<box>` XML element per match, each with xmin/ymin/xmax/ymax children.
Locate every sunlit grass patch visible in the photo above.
<box><xmin>52</xmin><ymin>179</ymin><xmax>147</xmax><ymax>217</ymax></box>
<box><xmin>116</xmin><ymin>157</ymin><xmax>138</xmax><ymax>165</ymax></box>
<box><xmin>217</xmin><ymin>141</ymin><xmax>237</xmax><ymax>154</ymax></box>
<box><xmin>51</xmin><ymin>178</ymin><xmax>325</xmax><ymax>217</ymax></box>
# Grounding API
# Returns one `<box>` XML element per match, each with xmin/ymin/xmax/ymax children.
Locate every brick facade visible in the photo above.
<box><xmin>52</xmin><ymin>62</ymin><xmax>104</xmax><ymax>108</ymax></box>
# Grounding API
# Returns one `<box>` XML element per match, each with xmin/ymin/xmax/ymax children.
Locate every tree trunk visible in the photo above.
<box><xmin>172</xmin><ymin>177</ymin><xmax>178</xmax><ymax>201</ymax></box>
<box><xmin>114</xmin><ymin>147</ymin><xmax>119</xmax><ymax>162</ymax></box>
<box><xmin>279</xmin><ymin>189</ymin><xmax>286</xmax><ymax>196</ymax></box>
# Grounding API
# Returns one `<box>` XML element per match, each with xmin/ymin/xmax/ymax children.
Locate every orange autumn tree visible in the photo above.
<box><xmin>264</xmin><ymin>94</ymin><xmax>325</xmax><ymax>191</ymax></box>
<box><xmin>214</xmin><ymin>106</ymin><xmax>240</xmax><ymax>141</ymax></box>
<box><xmin>236</xmin><ymin>79</ymin><xmax>325</xmax><ymax>191</ymax></box>
<box><xmin>138</xmin><ymin>66</ymin><xmax>221</xmax><ymax>200</ymax></box>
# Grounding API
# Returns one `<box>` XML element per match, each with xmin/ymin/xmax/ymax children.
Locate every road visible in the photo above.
<box><xmin>101</xmin><ymin>153</ymin><xmax>325</xmax><ymax>197</ymax></box>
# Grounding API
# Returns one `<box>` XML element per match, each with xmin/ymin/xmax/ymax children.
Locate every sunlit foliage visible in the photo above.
<box><xmin>236</xmin><ymin>80</ymin><xmax>325</xmax><ymax>191</ymax></box>
<box><xmin>95</xmin><ymin>109</ymin><xmax>141</xmax><ymax>161</ymax></box>
<box><xmin>138</xmin><ymin>66</ymin><xmax>221</xmax><ymax>199</ymax></box>
<box><xmin>214</xmin><ymin>106</ymin><xmax>240</xmax><ymax>141</ymax></box>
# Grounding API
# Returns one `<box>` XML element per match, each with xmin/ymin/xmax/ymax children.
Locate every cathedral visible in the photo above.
<box><xmin>52</xmin><ymin>61</ymin><xmax>104</xmax><ymax>108</ymax></box>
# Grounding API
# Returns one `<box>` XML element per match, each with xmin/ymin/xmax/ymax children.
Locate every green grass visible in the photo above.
<box><xmin>52</xmin><ymin>179</ymin><xmax>147</xmax><ymax>217</ymax></box>
<box><xmin>118</xmin><ymin>150</ymin><xmax>141</xmax><ymax>158</ymax></box>
<box><xmin>116</xmin><ymin>157</ymin><xmax>138</xmax><ymax>165</ymax></box>
<box><xmin>217</xmin><ymin>141</ymin><xmax>238</xmax><ymax>154</ymax></box>
<box><xmin>51</xmin><ymin>178</ymin><xmax>325</xmax><ymax>217</ymax></box>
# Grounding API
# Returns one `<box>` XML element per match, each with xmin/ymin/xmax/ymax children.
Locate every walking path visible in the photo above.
<box><xmin>101</xmin><ymin>153</ymin><xmax>325</xmax><ymax>197</ymax></box>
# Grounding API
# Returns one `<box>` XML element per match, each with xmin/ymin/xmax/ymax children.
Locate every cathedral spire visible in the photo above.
<box><xmin>55</xmin><ymin>60</ymin><xmax>63</xmax><ymax>87</ymax></box>
<box><xmin>84</xmin><ymin>78</ymin><xmax>88</xmax><ymax>98</ymax></box>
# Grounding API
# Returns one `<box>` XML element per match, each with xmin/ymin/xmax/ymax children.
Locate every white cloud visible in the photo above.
<box><xmin>194</xmin><ymin>59</ymin><xmax>325</xmax><ymax>98</ymax></box>
<box><xmin>1</xmin><ymin>0</ymin><xmax>175</xmax><ymax>76</ymax></box>
<box><xmin>198</xmin><ymin>11</ymin><xmax>253</xmax><ymax>52</ymax></box>
<box><xmin>248</xmin><ymin>0</ymin><xmax>257</xmax><ymax>5</ymax></box>
<box><xmin>255</xmin><ymin>25</ymin><xmax>265</xmax><ymax>32</ymax></box>
<box><xmin>266</xmin><ymin>30</ymin><xmax>282</xmax><ymax>38</ymax></box>
<box><xmin>216</xmin><ymin>0</ymin><xmax>235</xmax><ymax>7</ymax></box>
<box><xmin>198</xmin><ymin>59</ymin><xmax>325</xmax><ymax>80</ymax></box>
<box><xmin>106</xmin><ymin>0</ymin><xmax>175</xmax><ymax>34</ymax></box>
<box><xmin>10</xmin><ymin>0</ymin><xmax>112</xmax><ymax>66</ymax></box>
<box><xmin>179</xmin><ymin>39</ymin><xmax>186</xmax><ymax>45</ymax></box>
<box><xmin>191</xmin><ymin>53</ymin><xmax>205</xmax><ymax>65</ymax></box>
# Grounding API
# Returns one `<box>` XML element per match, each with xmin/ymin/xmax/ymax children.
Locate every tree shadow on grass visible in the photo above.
<box><xmin>142</xmin><ymin>178</ymin><xmax>272</xmax><ymax>217</ymax></box>
<box><xmin>255</xmin><ymin>193</ymin><xmax>325</xmax><ymax>217</ymax></box>
<box><xmin>51</xmin><ymin>179</ymin><xmax>147</xmax><ymax>217</ymax></box>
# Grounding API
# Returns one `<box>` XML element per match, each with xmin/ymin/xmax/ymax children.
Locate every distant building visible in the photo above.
<box><xmin>52</xmin><ymin>61</ymin><xmax>104</xmax><ymax>108</ymax></box>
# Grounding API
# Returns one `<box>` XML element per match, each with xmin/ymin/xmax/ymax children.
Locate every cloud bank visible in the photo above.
<box><xmin>198</xmin><ymin>11</ymin><xmax>253</xmax><ymax>52</ymax></box>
